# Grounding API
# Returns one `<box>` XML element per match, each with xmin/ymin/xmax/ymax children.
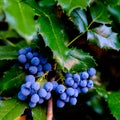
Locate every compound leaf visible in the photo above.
<box><xmin>0</xmin><ymin>66</ymin><xmax>25</xmax><ymax>95</ymax></box>
<box><xmin>70</xmin><ymin>8</ymin><xmax>88</xmax><ymax>33</ymax></box>
<box><xmin>2</xmin><ymin>0</ymin><xmax>37</xmax><ymax>42</ymax></box>
<box><xmin>56</xmin><ymin>0</ymin><xmax>89</xmax><ymax>14</ymax></box>
<box><xmin>107</xmin><ymin>91</ymin><xmax>120</xmax><ymax>120</ymax></box>
<box><xmin>0</xmin><ymin>46</ymin><xmax>18</xmax><ymax>60</ymax></box>
<box><xmin>0</xmin><ymin>98</ymin><xmax>27</xmax><ymax>120</ymax></box>
<box><xmin>88</xmin><ymin>24</ymin><xmax>120</xmax><ymax>50</ymax></box>
<box><xmin>65</xmin><ymin>48</ymin><xmax>97</xmax><ymax>72</ymax></box>
<box><xmin>32</xmin><ymin>105</ymin><xmax>46</xmax><ymax>120</ymax></box>
<box><xmin>23</xmin><ymin>0</ymin><xmax>97</xmax><ymax>72</ymax></box>
<box><xmin>90</xmin><ymin>3</ymin><xmax>111</xmax><ymax>24</ymax></box>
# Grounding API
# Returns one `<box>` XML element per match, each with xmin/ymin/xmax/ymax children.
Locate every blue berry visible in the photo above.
<box><xmin>33</xmin><ymin>52</ymin><xmax>39</xmax><ymax>57</ymax></box>
<box><xmin>51</xmin><ymin>81</ymin><xmax>58</xmax><ymax>90</ymax></box>
<box><xmin>24</xmin><ymin>63</ymin><xmax>30</xmax><ymax>70</ymax></box>
<box><xmin>87</xmin><ymin>80</ymin><xmax>94</xmax><ymax>88</ymax></box>
<box><xmin>29</xmin><ymin>101</ymin><xmax>36</xmax><ymax>108</ymax></box>
<box><xmin>65</xmin><ymin>77</ymin><xmax>74</xmax><ymax>86</ymax></box>
<box><xmin>37</xmin><ymin>65</ymin><xmax>42</xmax><ymax>72</ymax></box>
<box><xmin>43</xmin><ymin>82</ymin><xmax>53</xmax><ymax>92</ymax></box>
<box><xmin>38</xmin><ymin>97</ymin><xmax>44</xmax><ymax>104</ymax></box>
<box><xmin>25</xmin><ymin>75</ymin><xmax>35</xmax><ymax>83</ymax></box>
<box><xmin>43</xmin><ymin>63</ymin><xmax>52</xmax><ymax>71</ymax></box>
<box><xmin>18</xmin><ymin>54</ymin><xmax>27</xmax><ymax>64</ymax></box>
<box><xmin>37</xmin><ymin>71</ymin><xmax>44</xmax><ymax>77</ymax></box>
<box><xmin>0</xmin><ymin>97</ymin><xmax>3</xmax><ymax>101</ymax></box>
<box><xmin>66</xmin><ymin>87</ymin><xmax>74</xmax><ymax>96</ymax></box>
<box><xmin>44</xmin><ymin>92</ymin><xmax>51</xmax><ymax>100</ymax></box>
<box><xmin>87</xmin><ymin>68</ymin><xmax>96</xmax><ymax>76</ymax></box>
<box><xmin>72</xmin><ymin>82</ymin><xmax>78</xmax><ymax>89</ymax></box>
<box><xmin>31</xmin><ymin>57</ymin><xmax>40</xmax><ymax>66</ymax></box>
<box><xmin>73</xmin><ymin>89</ymin><xmax>79</xmax><ymax>97</ymax></box>
<box><xmin>56</xmin><ymin>99</ymin><xmax>65</xmax><ymax>108</ymax></box>
<box><xmin>31</xmin><ymin>82</ymin><xmax>40</xmax><ymax>91</ymax></box>
<box><xmin>21</xmin><ymin>85</ymin><xmax>31</xmax><ymax>96</ymax></box>
<box><xmin>30</xmin><ymin>94</ymin><xmax>39</xmax><ymax>103</ymax></box>
<box><xmin>80</xmin><ymin>71</ymin><xmax>89</xmax><ymax>80</ymax></box>
<box><xmin>18</xmin><ymin>48</ymin><xmax>26</xmax><ymax>55</ymax></box>
<box><xmin>81</xmin><ymin>87</ymin><xmax>88</xmax><ymax>93</ymax></box>
<box><xmin>73</xmin><ymin>73</ymin><xmax>80</xmax><ymax>83</ymax></box>
<box><xmin>64</xmin><ymin>96</ymin><xmax>70</xmax><ymax>103</ymax></box>
<box><xmin>29</xmin><ymin>66</ymin><xmax>38</xmax><ymax>74</ymax></box>
<box><xmin>25</xmin><ymin>47</ymin><xmax>32</xmax><ymax>52</ymax></box>
<box><xmin>25</xmin><ymin>82</ymin><xmax>32</xmax><ymax>88</ymax></box>
<box><xmin>55</xmin><ymin>84</ymin><xmax>65</xmax><ymax>94</ymax></box>
<box><xmin>38</xmin><ymin>88</ymin><xmax>47</xmax><ymax>98</ymax></box>
<box><xmin>79</xmin><ymin>80</ymin><xmax>87</xmax><ymax>87</ymax></box>
<box><xmin>39</xmin><ymin>56</ymin><xmax>47</xmax><ymax>64</ymax></box>
<box><xmin>69</xmin><ymin>97</ymin><xmax>77</xmax><ymax>105</ymax></box>
<box><xmin>65</xmin><ymin>72</ymin><xmax>72</xmax><ymax>78</ymax></box>
<box><xmin>60</xmin><ymin>92</ymin><xmax>67</xmax><ymax>101</ymax></box>
<box><xmin>26</xmin><ymin>52</ymin><xmax>33</xmax><ymax>59</ymax></box>
<box><xmin>18</xmin><ymin>91</ymin><xmax>27</xmax><ymax>101</ymax></box>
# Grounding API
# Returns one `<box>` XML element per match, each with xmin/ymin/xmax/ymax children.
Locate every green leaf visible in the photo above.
<box><xmin>100</xmin><ymin>0</ymin><xmax>120</xmax><ymax>5</ymax></box>
<box><xmin>0</xmin><ymin>1</ymin><xmax>4</xmax><ymax>8</ymax></box>
<box><xmin>2</xmin><ymin>0</ymin><xmax>37</xmax><ymax>42</ymax></box>
<box><xmin>23</xmin><ymin>0</ymin><xmax>97</xmax><ymax>72</ymax></box>
<box><xmin>0</xmin><ymin>46</ymin><xmax>18</xmax><ymax>60</ymax></box>
<box><xmin>23</xmin><ymin>0</ymin><xmax>70</xmax><ymax>69</ymax></box>
<box><xmin>38</xmin><ymin>0</ymin><xmax>56</xmax><ymax>6</ymax></box>
<box><xmin>0</xmin><ymin>29</ymin><xmax>20</xmax><ymax>40</ymax></box>
<box><xmin>65</xmin><ymin>48</ymin><xmax>97</xmax><ymax>72</ymax></box>
<box><xmin>0</xmin><ymin>98</ymin><xmax>27</xmax><ymax>120</ymax></box>
<box><xmin>32</xmin><ymin>105</ymin><xmax>46</xmax><ymax>120</ymax></box>
<box><xmin>107</xmin><ymin>91</ymin><xmax>120</xmax><ymax>120</ymax></box>
<box><xmin>70</xmin><ymin>8</ymin><xmax>88</xmax><ymax>33</ymax></box>
<box><xmin>88</xmin><ymin>24</ymin><xmax>120</xmax><ymax>50</ymax></box>
<box><xmin>108</xmin><ymin>5</ymin><xmax>120</xmax><ymax>23</ymax></box>
<box><xmin>56</xmin><ymin>0</ymin><xmax>89</xmax><ymax>14</ymax></box>
<box><xmin>94</xmin><ymin>84</ymin><xmax>108</xmax><ymax>98</ymax></box>
<box><xmin>0</xmin><ymin>66</ymin><xmax>25</xmax><ymax>95</ymax></box>
<box><xmin>90</xmin><ymin>3</ymin><xmax>111</xmax><ymax>24</ymax></box>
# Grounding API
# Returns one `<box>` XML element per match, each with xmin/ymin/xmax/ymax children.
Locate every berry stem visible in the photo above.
<box><xmin>46</xmin><ymin>97</ymin><xmax>53</xmax><ymax>120</ymax></box>
<box><xmin>36</xmin><ymin>72</ymin><xmax>49</xmax><ymax>82</ymax></box>
<box><xmin>67</xmin><ymin>33</ymin><xmax>84</xmax><ymax>47</ymax></box>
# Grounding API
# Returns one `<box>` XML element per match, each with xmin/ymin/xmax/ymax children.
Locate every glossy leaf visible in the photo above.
<box><xmin>94</xmin><ymin>84</ymin><xmax>108</xmax><ymax>98</ymax></box>
<box><xmin>90</xmin><ymin>3</ymin><xmax>111</xmax><ymax>24</ymax></box>
<box><xmin>32</xmin><ymin>105</ymin><xmax>46</xmax><ymax>120</ymax></box>
<box><xmin>70</xmin><ymin>8</ymin><xmax>88</xmax><ymax>33</ymax></box>
<box><xmin>0</xmin><ymin>1</ymin><xmax>4</xmax><ymax>8</ymax></box>
<box><xmin>0</xmin><ymin>46</ymin><xmax>18</xmax><ymax>60</ymax></box>
<box><xmin>108</xmin><ymin>5</ymin><xmax>120</xmax><ymax>23</ymax></box>
<box><xmin>56</xmin><ymin>0</ymin><xmax>89</xmax><ymax>14</ymax></box>
<box><xmin>65</xmin><ymin>48</ymin><xmax>97</xmax><ymax>72</ymax></box>
<box><xmin>107</xmin><ymin>91</ymin><xmax>120</xmax><ymax>120</ymax></box>
<box><xmin>38</xmin><ymin>0</ymin><xmax>56</xmax><ymax>6</ymax></box>
<box><xmin>0</xmin><ymin>98</ymin><xmax>27</xmax><ymax>120</ymax></box>
<box><xmin>88</xmin><ymin>24</ymin><xmax>120</xmax><ymax>50</ymax></box>
<box><xmin>23</xmin><ymin>0</ymin><xmax>97</xmax><ymax>72</ymax></box>
<box><xmin>2</xmin><ymin>0</ymin><xmax>37</xmax><ymax>42</ymax></box>
<box><xmin>0</xmin><ymin>66</ymin><xmax>25</xmax><ymax>95</ymax></box>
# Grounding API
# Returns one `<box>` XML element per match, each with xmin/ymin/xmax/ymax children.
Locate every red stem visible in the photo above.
<box><xmin>46</xmin><ymin>97</ymin><xmax>53</xmax><ymax>120</ymax></box>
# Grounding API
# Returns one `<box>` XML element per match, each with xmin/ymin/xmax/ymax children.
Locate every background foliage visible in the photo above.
<box><xmin>0</xmin><ymin>0</ymin><xmax>120</xmax><ymax>119</ymax></box>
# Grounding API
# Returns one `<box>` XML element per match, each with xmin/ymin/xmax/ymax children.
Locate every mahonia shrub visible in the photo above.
<box><xmin>0</xmin><ymin>0</ymin><xmax>120</xmax><ymax>120</ymax></box>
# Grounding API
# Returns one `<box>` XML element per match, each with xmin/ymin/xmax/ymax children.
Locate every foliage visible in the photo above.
<box><xmin>0</xmin><ymin>0</ymin><xmax>120</xmax><ymax>119</ymax></box>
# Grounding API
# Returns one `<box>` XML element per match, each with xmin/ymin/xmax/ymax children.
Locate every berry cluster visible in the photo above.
<box><xmin>17</xmin><ymin>47</ymin><xmax>53</xmax><ymax>108</ymax></box>
<box><xmin>54</xmin><ymin>68</ymin><xmax>96</xmax><ymax>108</ymax></box>
<box><xmin>17</xmin><ymin>47</ymin><xmax>96</xmax><ymax>108</ymax></box>
<box><xmin>18</xmin><ymin>47</ymin><xmax>52</xmax><ymax>76</ymax></box>
<box><xmin>18</xmin><ymin>75</ymin><xmax>54</xmax><ymax>108</ymax></box>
